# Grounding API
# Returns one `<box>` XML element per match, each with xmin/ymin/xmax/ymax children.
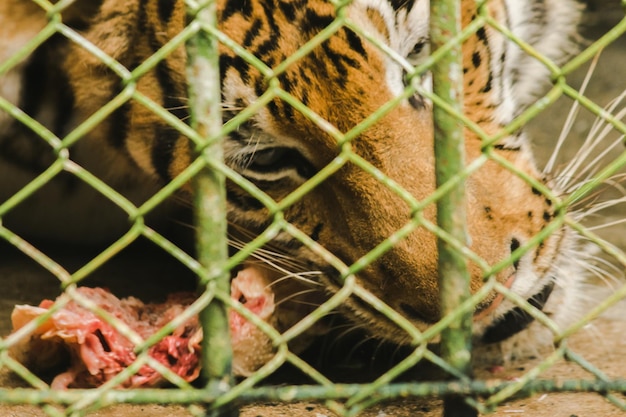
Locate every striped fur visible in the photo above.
<box><xmin>0</xmin><ymin>0</ymin><xmax>584</xmax><ymax>356</ymax></box>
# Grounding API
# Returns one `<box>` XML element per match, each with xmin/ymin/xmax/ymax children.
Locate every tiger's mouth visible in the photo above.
<box><xmin>334</xmin><ymin>273</ymin><xmax>556</xmax><ymax>346</ymax></box>
<box><xmin>477</xmin><ymin>281</ymin><xmax>555</xmax><ymax>344</ymax></box>
<box><xmin>473</xmin><ymin>274</ymin><xmax>517</xmax><ymax>321</ymax></box>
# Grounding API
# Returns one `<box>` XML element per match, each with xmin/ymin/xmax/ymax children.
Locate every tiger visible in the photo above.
<box><xmin>0</xmin><ymin>0</ymin><xmax>587</xmax><ymax>374</ymax></box>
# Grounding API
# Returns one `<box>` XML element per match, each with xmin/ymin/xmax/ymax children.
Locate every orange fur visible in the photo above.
<box><xmin>0</xmin><ymin>0</ymin><xmax>580</xmax><ymax>347</ymax></box>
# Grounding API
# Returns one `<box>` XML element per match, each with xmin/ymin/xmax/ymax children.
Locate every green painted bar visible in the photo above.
<box><xmin>2</xmin><ymin>377</ymin><xmax>626</xmax><ymax>408</ymax></box>
<box><xmin>185</xmin><ymin>1</ymin><xmax>234</xmax><ymax>415</ymax></box>
<box><xmin>429</xmin><ymin>0</ymin><xmax>475</xmax><ymax>416</ymax></box>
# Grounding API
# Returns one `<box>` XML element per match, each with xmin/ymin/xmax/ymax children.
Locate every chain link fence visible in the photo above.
<box><xmin>0</xmin><ymin>0</ymin><xmax>626</xmax><ymax>416</ymax></box>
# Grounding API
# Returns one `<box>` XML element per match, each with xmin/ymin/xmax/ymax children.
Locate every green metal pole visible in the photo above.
<box><xmin>186</xmin><ymin>1</ymin><xmax>234</xmax><ymax>416</ymax></box>
<box><xmin>430</xmin><ymin>0</ymin><xmax>476</xmax><ymax>416</ymax></box>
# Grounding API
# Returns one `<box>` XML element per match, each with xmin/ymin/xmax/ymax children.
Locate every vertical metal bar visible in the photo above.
<box><xmin>429</xmin><ymin>0</ymin><xmax>476</xmax><ymax>416</ymax></box>
<box><xmin>186</xmin><ymin>1</ymin><xmax>234</xmax><ymax>415</ymax></box>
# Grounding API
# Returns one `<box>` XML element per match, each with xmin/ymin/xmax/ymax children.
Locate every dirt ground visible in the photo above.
<box><xmin>1</xmin><ymin>3</ymin><xmax>626</xmax><ymax>417</ymax></box>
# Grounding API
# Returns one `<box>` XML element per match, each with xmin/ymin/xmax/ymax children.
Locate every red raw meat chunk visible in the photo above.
<box><xmin>10</xmin><ymin>267</ymin><xmax>277</xmax><ymax>388</ymax></box>
<box><xmin>11</xmin><ymin>288</ymin><xmax>200</xmax><ymax>389</ymax></box>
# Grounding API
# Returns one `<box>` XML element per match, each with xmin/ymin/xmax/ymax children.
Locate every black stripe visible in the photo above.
<box><xmin>344</xmin><ymin>28</ymin><xmax>367</xmax><ymax>59</ymax></box>
<box><xmin>221</xmin><ymin>0</ymin><xmax>253</xmax><ymax>22</ymax></box>
<box><xmin>493</xmin><ymin>144</ymin><xmax>521</xmax><ymax>151</ymax></box>
<box><xmin>304</xmin><ymin>9</ymin><xmax>334</xmax><ymax>32</ymax></box>
<box><xmin>275</xmin><ymin>73</ymin><xmax>295</xmax><ymax>120</ymax></box>
<box><xmin>389</xmin><ymin>0</ymin><xmax>417</xmax><ymax>12</ymax></box>
<box><xmin>278</xmin><ymin>73</ymin><xmax>293</xmax><ymax>93</ymax></box>
<box><xmin>220</xmin><ymin>54</ymin><xmax>251</xmax><ymax>85</ymax></box>
<box><xmin>152</xmin><ymin>60</ymin><xmax>188</xmax><ymax>180</ymax></box>
<box><xmin>480</xmin><ymin>71</ymin><xmax>493</xmax><ymax>93</ymax></box>
<box><xmin>310</xmin><ymin>222</ymin><xmax>323</xmax><ymax>242</ymax></box>
<box><xmin>138</xmin><ymin>0</ymin><xmax>151</xmax><ymax>32</ymax></box>
<box><xmin>279</xmin><ymin>72</ymin><xmax>294</xmax><ymax>94</ymax></box>
<box><xmin>281</xmin><ymin>99</ymin><xmax>294</xmax><ymax>120</ymax></box>
<box><xmin>408</xmin><ymin>94</ymin><xmax>425</xmax><ymax>110</ymax></box>
<box><xmin>300</xmin><ymin>88</ymin><xmax>309</xmax><ymax>107</ymax></box>
<box><xmin>58</xmin><ymin>0</ymin><xmax>104</xmax><ymax>30</ymax></box>
<box><xmin>298</xmin><ymin>66</ymin><xmax>312</xmax><ymax>86</ymax></box>
<box><xmin>261</xmin><ymin>54</ymin><xmax>276</xmax><ymax>69</ymax></box>
<box><xmin>107</xmin><ymin>56</ymin><xmax>138</xmax><ymax>151</ymax></box>
<box><xmin>277</xmin><ymin>0</ymin><xmax>297</xmax><ymax>21</ymax></box>
<box><xmin>259</xmin><ymin>0</ymin><xmax>280</xmax><ymax>35</ymax></box>
<box><xmin>157</xmin><ymin>61</ymin><xmax>188</xmax><ymax>120</ymax></box>
<box><xmin>145</xmin><ymin>0</ymin><xmax>189</xmax><ymax>180</ymax></box>
<box><xmin>52</xmin><ymin>72</ymin><xmax>76</xmax><ymax>137</ymax></box>
<box><xmin>472</xmin><ymin>51</ymin><xmax>481</xmax><ymax>68</ymax></box>
<box><xmin>108</xmin><ymin>102</ymin><xmax>132</xmax><ymax>150</ymax></box>
<box><xmin>19</xmin><ymin>42</ymin><xmax>51</xmax><ymax>120</ymax></box>
<box><xmin>255</xmin><ymin>78</ymin><xmax>269</xmax><ymax>101</ymax></box>
<box><xmin>255</xmin><ymin>34</ymin><xmax>281</xmax><ymax>61</ymax></box>
<box><xmin>243</xmin><ymin>18</ymin><xmax>263</xmax><ymax>48</ymax></box>
<box><xmin>476</xmin><ymin>27</ymin><xmax>488</xmax><ymax>44</ymax></box>
<box><xmin>2</xmin><ymin>35</ymin><xmax>71</xmax><ymax>171</ymax></box>
<box><xmin>158</xmin><ymin>0</ymin><xmax>176</xmax><ymax>23</ymax></box>
<box><xmin>151</xmin><ymin>124</ymin><xmax>179</xmax><ymax>181</ymax></box>
<box><xmin>321</xmin><ymin>42</ymin><xmax>360</xmax><ymax>78</ymax></box>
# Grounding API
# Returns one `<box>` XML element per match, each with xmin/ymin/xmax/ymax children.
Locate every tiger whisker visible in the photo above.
<box><xmin>164</xmin><ymin>105</ymin><xmax>190</xmax><ymax>111</ymax></box>
<box><xmin>545</xmin><ymin>51</ymin><xmax>601</xmax><ymax>175</ymax></box>
<box><xmin>265</xmin><ymin>272</ymin><xmax>324</xmax><ymax>288</ymax></box>
<box><xmin>274</xmin><ymin>290</ymin><xmax>323</xmax><ymax>309</ymax></box>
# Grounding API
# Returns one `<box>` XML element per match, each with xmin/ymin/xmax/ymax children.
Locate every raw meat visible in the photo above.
<box><xmin>10</xmin><ymin>267</ymin><xmax>277</xmax><ymax>388</ymax></box>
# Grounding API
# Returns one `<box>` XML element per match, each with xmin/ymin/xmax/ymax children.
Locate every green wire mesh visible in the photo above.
<box><xmin>0</xmin><ymin>0</ymin><xmax>625</xmax><ymax>416</ymax></box>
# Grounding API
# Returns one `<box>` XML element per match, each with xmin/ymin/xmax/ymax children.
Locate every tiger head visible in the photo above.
<box><xmin>13</xmin><ymin>0</ymin><xmax>583</xmax><ymax>349</ymax></box>
<box><xmin>212</xmin><ymin>0</ymin><xmax>583</xmax><ymax>345</ymax></box>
